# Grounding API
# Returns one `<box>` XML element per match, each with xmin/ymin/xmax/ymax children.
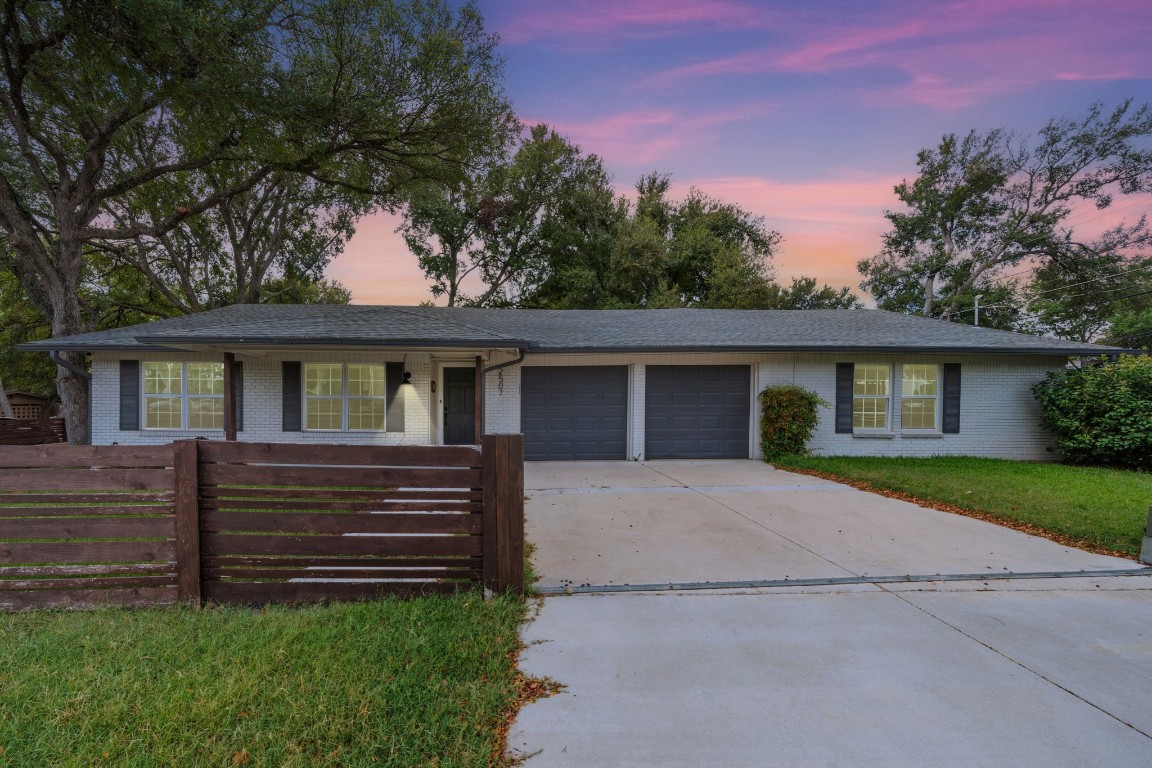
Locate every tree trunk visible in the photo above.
<box><xmin>55</xmin><ymin>360</ymin><xmax>90</xmax><ymax>444</ymax></box>
<box><xmin>47</xmin><ymin>248</ymin><xmax>92</xmax><ymax>445</ymax></box>
<box><xmin>921</xmin><ymin>273</ymin><xmax>937</xmax><ymax>316</ymax></box>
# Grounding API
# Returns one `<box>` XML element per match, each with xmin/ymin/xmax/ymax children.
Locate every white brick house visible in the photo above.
<box><xmin>25</xmin><ymin>305</ymin><xmax>1127</xmax><ymax>460</ymax></box>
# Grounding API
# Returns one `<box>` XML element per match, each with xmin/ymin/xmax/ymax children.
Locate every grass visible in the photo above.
<box><xmin>771</xmin><ymin>455</ymin><xmax>1152</xmax><ymax>559</ymax></box>
<box><xmin>0</xmin><ymin>594</ymin><xmax>526</xmax><ymax>768</ymax></box>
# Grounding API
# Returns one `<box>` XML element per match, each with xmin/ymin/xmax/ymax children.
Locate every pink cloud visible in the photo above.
<box><xmin>531</xmin><ymin>103</ymin><xmax>777</xmax><ymax>167</ymax></box>
<box><xmin>495</xmin><ymin>0</ymin><xmax>773</xmax><ymax>45</ymax></box>
<box><xmin>640</xmin><ymin>1</ymin><xmax>1148</xmax><ymax>108</ymax></box>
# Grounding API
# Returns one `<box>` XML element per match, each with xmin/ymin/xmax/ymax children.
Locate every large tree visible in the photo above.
<box><xmin>525</xmin><ymin>172</ymin><xmax>784</xmax><ymax>308</ymax></box>
<box><xmin>98</xmin><ymin>170</ymin><xmax>365</xmax><ymax>313</ymax></box>
<box><xmin>527</xmin><ymin>173</ymin><xmax>859</xmax><ymax>310</ymax></box>
<box><xmin>400</xmin><ymin>123</ymin><xmax>610</xmax><ymax>306</ymax></box>
<box><xmin>0</xmin><ymin>0</ymin><xmax>509</xmax><ymax>442</ymax></box>
<box><xmin>860</xmin><ymin>101</ymin><xmax>1152</xmax><ymax>327</ymax></box>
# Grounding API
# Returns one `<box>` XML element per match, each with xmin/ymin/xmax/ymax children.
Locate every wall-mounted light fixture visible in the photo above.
<box><xmin>402</xmin><ymin>371</ymin><xmax>413</xmax><ymax>385</ymax></box>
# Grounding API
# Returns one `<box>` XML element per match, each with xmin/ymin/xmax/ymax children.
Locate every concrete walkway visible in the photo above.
<box><xmin>510</xmin><ymin>460</ymin><xmax>1152</xmax><ymax>767</ymax></box>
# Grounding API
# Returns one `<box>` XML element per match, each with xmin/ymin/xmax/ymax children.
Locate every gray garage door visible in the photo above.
<box><xmin>521</xmin><ymin>366</ymin><xmax>628</xmax><ymax>461</ymax></box>
<box><xmin>645</xmin><ymin>365</ymin><xmax>750</xmax><ymax>459</ymax></box>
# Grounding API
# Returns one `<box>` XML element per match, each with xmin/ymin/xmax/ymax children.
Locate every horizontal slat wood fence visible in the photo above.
<box><xmin>0</xmin><ymin>436</ymin><xmax>524</xmax><ymax>611</ymax></box>
<box><xmin>0</xmin><ymin>444</ymin><xmax>176</xmax><ymax>610</ymax></box>
<box><xmin>0</xmin><ymin>417</ymin><xmax>67</xmax><ymax>445</ymax></box>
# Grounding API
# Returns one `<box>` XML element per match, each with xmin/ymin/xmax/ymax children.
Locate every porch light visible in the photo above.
<box><xmin>402</xmin><ymin>371</ymin><xmax>413</xmax><ymax>385</ymax></box>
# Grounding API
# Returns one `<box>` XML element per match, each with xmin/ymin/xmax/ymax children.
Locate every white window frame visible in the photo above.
<box><xmin>899</xmin><ymin>364</ymin><xmax>942</xmax><ymax>432</ymax></box>
<box><xmin>303</xmin><ymin>362</ymin><xmax>388</xmax><ymax>432</ymax></box>
<box><xmin>852</xmin><ymin>363</ymin><xmax>893</xmax><ymax>432</ymax></box>
<box><xmin>141</xmin><ymin>361</ymin><xmax>225</xmax><ymax>431</ymax></box>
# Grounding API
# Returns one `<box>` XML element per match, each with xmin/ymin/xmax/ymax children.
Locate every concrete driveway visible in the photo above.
<box><xmin>510</xmin><ymin>460</ymin><xmax>1152</xmax><ymax>767</ymax></box>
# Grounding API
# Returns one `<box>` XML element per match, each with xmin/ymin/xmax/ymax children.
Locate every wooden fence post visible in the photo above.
<box><xmin>474</xmin><ymin>356</ymin><xmax>484</xmax><ymax>441</ymax></box>
<box><xmin>481</xmin><ymin>434</ymin><xmax>525</xmax><ymax>596</ymax></box>
<box><xmin>173</xmin><ymin>440</ymin><xmax>202</xmax><ymax>605</ymax></box>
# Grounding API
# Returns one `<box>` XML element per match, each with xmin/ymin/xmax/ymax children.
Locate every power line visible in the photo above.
<box><xmin>967</xmin><ymin>261</ymin><xmax>1152</xmax><ymax>313</ymax></box>
<box><xmin>1020</xmin><ymin>260</ymin><xmax>1152</xmax><ymax>299</ymax></box>
<box><xmin>983</xmin><ymin>283</ymin><xmax>1152</xmax><ymax>313</ymax></box>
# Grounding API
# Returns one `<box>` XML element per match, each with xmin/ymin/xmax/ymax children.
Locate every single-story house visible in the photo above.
<box><xmin>21</xmin><ymin>305</ymin><xmax>1131</xmax><ymax>460</ymax></box>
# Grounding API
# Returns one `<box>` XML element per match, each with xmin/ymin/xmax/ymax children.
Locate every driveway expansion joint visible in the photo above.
<box><xmin>534</xmin><ymin>567</ymin><xmax>1152</xmax><ymax>595</ymax></box>
<box><xmin>884</xmin><ymin>583</ymin><xmax>1152</xmax><ymax>743</ymax></box>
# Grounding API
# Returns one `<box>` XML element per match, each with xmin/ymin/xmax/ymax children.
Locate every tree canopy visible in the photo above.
<box><xmin>404</xmin><ymin>140</ymin><xmax>862</xmax><ymax>311</ymax></box>
<box><xmin>0</xmin><ymin>0</ymin><xmax>511</xmax><ymax>442</ymax></box>
<box><xmin>859</xmin><ymin>101</ymin><xmax>1152</xmax><ymax>330</ymax></box>
<box><xmin>399</xmin><ymin>123</ymin><xmax>608</xmax><ymax>306</ymax></box>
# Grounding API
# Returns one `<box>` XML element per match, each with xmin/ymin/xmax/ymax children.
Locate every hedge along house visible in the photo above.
<box><xmin>22</xmin><ymin>305</ymin><xmax>1130</xmax><ymax>460</ymax></box>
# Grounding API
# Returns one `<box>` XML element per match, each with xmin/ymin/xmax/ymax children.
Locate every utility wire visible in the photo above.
<box><xmin>1018</xmin><ymin>260</ymin><xmax>1152</xmax><ymax>299</ymax></box>
<box><xmin>962</xmin><ymin>261</ymin><xmax>1152</xmax><ymax>313</ymax></box>
<box><xmin>983</xmin><ymin>284</ymin><xmax>1152</xmax><ymax>313</ymax></box>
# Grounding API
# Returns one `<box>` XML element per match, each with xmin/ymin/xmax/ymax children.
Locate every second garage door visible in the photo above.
<box><xmin>521</xmin><ymin>366</ymin><xmax>628</xmax><ymax>460</ymax></box>
<box><xmin>645</xmin><ymin>365</ymin><xmax>751</xmax><ymax>459</ymax></box>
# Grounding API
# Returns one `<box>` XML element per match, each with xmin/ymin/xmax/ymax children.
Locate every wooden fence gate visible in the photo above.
<box><xmin>0</xmin><ymin>436</ymin><xmax>524</xmax><ymax>611</ymax></box>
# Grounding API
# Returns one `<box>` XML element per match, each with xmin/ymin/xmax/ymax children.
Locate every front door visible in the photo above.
<box><xmin>443</xmin><ymin>367</ymin><xmax>477</xmax><ymax>445</ymax></box>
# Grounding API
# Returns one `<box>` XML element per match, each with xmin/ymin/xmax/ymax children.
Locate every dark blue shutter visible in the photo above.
<box><xmin>119</xmin><ymin>360</ymin><xmax>140</xmax><ymax>430</ymax></box>
<box><xmin>232</xmin><ymin>360</ymin><xmax>244</xmax><ymax>432</ymax></box>
<box><xmin>282</xmin><ymin>362</ymin><xmax>302</xmax><ymax>432</ymax></box>
<box><xmin>942</xmin><ymin>364</ymin><xmax>961</xmax><ymax>434</ymax></box>
<box><xmin>386</xmin><ymin>362</ymin><xmax>404</xmax><ymax>432</ymax></box>
<box><xmin>835</xmin><ymin>363</ymin><xmax>854</xmax><ymax>434</ymax></box>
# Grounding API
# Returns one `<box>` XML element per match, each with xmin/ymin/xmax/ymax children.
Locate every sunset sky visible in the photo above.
<box><xmin>328</xmin><ymin>0</ymin><xmax>1152</xmax><ymax>305</ymax></box>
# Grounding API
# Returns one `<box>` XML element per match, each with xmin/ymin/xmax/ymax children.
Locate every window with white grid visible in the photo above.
<box><xmin>901</xmin><ymin>364</ymin><xmax>939</xmax><ymax>430</ymax></box>
<box><xmin>143</xmin><ymin>362</ymin><xmax>224</xmax><ymax>430</ymax></box>
<box><xmin>852</xmin><ymin>364</ymin><xmax>891</xmax><ymax>430</ymax></box>
<box><xmin>304</xmin><ymin>363</ymin><xmax>386</xmax><ymax>431</ymax></box>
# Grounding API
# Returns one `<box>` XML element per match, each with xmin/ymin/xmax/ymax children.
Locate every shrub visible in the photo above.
<box><xmin>1032</xmin><ymin>355</ymin><xmax>1152</xmax><ymax>469</ymax></box>
<box><xmin>758</xmin><ymin>385</ymin><xmax>828</xmax><ymax>460</ymax></box>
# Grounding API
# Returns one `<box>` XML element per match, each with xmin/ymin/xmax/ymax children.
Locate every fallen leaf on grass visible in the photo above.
<box><xmin>232</xmin><ymin>749</ymin><xmax>250</xmax><ymax>765</ymax></box>
<box><xmin>516</xmin><ymin>675</ymin><xmax>564</xmax><ymax>704</ymax></box>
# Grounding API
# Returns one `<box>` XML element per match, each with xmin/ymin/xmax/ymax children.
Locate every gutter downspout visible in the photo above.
<box><xmin>479</xmin><ymin>349</ymin><xmax>526</xmax><ymax>435</ymax></box>
<box><xmin>483</xmin><ymin>349</ymin><xmax>526</xmax><ymax>376</ymax></box>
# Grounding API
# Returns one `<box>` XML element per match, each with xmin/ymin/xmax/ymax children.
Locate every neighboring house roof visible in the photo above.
<box><xmin>19</xmin><ymin>304</ymin><xmax>1136</xmax><ymax>356</ymax></box>
<box><xmin>4</xmin><ymin>392</ymin><xmax>48</xmax><ymax>401</ymax></box>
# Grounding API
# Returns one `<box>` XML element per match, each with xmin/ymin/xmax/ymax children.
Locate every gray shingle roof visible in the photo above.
<box><xmin>21</xmin><ymin>305</ymin><xmax>525</xmax><ymax>351</ymax></box>
<box><xmin>19</xmin><ymin>304</ymin><xmax>1135</xmax><ymax>356</ymax></box>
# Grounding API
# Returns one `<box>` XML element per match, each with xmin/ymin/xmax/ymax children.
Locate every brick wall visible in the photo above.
<box><xmin>92</xmin><ymin>351</ymin><xmax>432</xmax><ymax>446</ymax></box>
<box><xmin>95</xmin><ymin>349</ymin><xmax>1064</xmax><ymax>460</ymax></box>
<box><xmin>483</xmin><ymin>351</ymin><xmax>1063</xmax><ymax>461</ymax></box>
<box><xmin>757</xmin><ymin>353</ymin><xmax>1061</xmax><ymax>460</ymax></box>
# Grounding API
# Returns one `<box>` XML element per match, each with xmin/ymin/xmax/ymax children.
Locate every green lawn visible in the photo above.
<box><xmin>0</xmin><ymin>594</ymin><xmax>526</xmax><ymax>768</ymax></box>
<box><xmin>772</xmin><ymin>456</ymin><xmax>1152</xmax><ymax>559</ymax></box>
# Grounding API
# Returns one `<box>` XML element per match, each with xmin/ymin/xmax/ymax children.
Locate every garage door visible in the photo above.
<box><xmin>645</xmin><ymin>365</ymin><xmax>750</xmax><ymax>459</ymax></box>
<box><xmin>521</xmin><ymin>366</ymin><xmax>628</xmax><ymax>460</ymax></box>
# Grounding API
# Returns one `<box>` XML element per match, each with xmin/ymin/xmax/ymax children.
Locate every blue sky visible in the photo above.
<box><xmin>330</xmin><ymin>0</ymin><xmax>1152</xmax><ymax>304</ymax></box>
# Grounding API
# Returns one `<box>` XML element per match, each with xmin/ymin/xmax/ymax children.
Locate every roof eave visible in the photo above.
<box><xmin>525</xmin><ymin>344</ymin><xmax>1134</xmax><ymax>356</ymax></box>
<box><xmin>17</xmin><ymin>341</ymin><xmax>183</xmax><ymax>352</ymax></box>
<box><xmin>132</xmin><ymin>335</ymin><xmax>528</xmax><ymax>349</ymax></box>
